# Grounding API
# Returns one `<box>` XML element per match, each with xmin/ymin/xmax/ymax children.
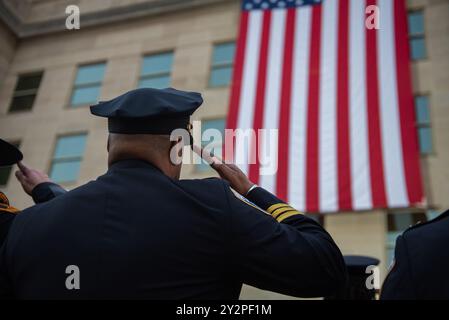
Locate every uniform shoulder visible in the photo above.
<box><xmin>403</xmin><ymin>210</ymin><xmax>449</xmax><ymax>236</ymax></box>
<box><xmin>178</xmin><ymin>177</ymin><xmax>229</xmax><ymax>190</ymax></box>
<box><xmin>177</xmin><ymin>177</ymin><xmax>233</xmax><ymax>205</ymax></box>
<box><xmin>14</xmin><ymin>180</ymin><xmax>100</xmax><ymax>221</ymax></box>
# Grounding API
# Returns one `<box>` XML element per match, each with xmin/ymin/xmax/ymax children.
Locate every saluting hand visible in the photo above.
<box><xmin>15</xmin><ymin>162</ymin><xmax>51</xmax><ymax>196</ymax></box>
<box><xmin>192</xmin><ymin>145</ymin><xmax>255</xmax><ymax>196</ymax></box>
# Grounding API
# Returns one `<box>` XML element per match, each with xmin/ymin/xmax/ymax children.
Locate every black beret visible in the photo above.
<box><xmin>0</xmin><ymin>139</ymin><xmax>23</xmax><ymax>166</ymax></box>
<box><xmin>90</xmin><ymin>88</ymin><xmax>203</xmax><ymax>134</ymax></box>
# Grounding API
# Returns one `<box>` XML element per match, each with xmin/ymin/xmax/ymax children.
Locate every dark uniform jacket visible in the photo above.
<box><xmin>0</xmin><ymin>185</ymin><xmax>66</xmax><ymax>248</ymax></box>
<box><xmin>381</xmin><ymin>210</ymin><xmax>449</xmax><ymax>300</ymax></box>
<box><xmin>0</xmin><ymin>192</ymin><xmax>19</xmax><ymax>247</ymax></box>
<box><xmin>0</xmin><ymin>159</ymin><xmax>347</xmax><ymax>299</ymax></box>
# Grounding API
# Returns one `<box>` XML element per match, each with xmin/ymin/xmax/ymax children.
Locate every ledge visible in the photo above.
<box><xmin>0</xmin><ymin>0</ymin><xmax>231</xmax><ymax>39</ymax></box>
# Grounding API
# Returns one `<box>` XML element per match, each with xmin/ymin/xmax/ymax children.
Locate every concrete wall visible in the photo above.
<box><xmin>0</xmin><ymin>20</ymin><xmax>16</xmax><ymax>87</ymax></box>
<box><xmin>0</xmin><ymin>0</ymin><xmax>240</xmax><ymax>209</ymax></box>
<box><xmin>0</xmin><ymin>0</ymin><xmax>447</xmax><ymax>299</ymax></box>
<box><xmin>409</xmin><ymin>0</ymin><xmax>449</xmax><ymax>211</ymax></box>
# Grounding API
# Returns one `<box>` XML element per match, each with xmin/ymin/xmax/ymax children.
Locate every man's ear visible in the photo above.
<box><xmin>168</xmin><ymin>137</ymin><xmax>183</xmax><ymax>165</ymax></box>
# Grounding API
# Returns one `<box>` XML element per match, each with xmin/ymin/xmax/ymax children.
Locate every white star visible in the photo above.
<box><xmin>261</xmin><ymin>2</ymin><xmax>270</xmax><ymax>9</ymax></box>
<box><xmin>278</xmin><ymin>1</ymin><xmax>286</xmax><ymax>8</ymax></box>
<box><xmin>245</xmin><ymin>3</ymin><xmax>253</xmax><ymax>9</ymax></box>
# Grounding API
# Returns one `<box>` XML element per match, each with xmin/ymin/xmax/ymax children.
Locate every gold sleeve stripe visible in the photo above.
<box><xmin>267</xmin><ymin>203</ymin><xmax>289</xmax><ymax>214</ymax></box>
<box><xmin>272</xmin><ymin>207</ymin><xmax>295</xmax><ymax>219</ymax></box>
<box><xmin>0</xmin><ymin>206</ymin><xmax>20</xmax><ymax>214</ymax></box>
<box><xmin>0</xmin><ymin>192</ymin><xmax>10</xmax><ymax>206</ymax></box>
<box><xmin>277</xmin><ymin>211</ymin><xmax>302</xmax><ymax>223</ymax></box>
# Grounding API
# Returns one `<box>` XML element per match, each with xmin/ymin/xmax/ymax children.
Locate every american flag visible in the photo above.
<box><xmin>226</xmin><ymin>0</ymin><xmax>425</xmax><ymax>213</ymax></box>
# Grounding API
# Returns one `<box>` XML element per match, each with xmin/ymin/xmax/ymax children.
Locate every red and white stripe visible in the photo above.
<box><xmin>227</xmin><ymin>0</ymin><xmax>424</xmax><ymax>213</ymax></box>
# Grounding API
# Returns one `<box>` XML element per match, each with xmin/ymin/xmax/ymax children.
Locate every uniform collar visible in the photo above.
<box><xmin>108</xmin><ymin>159</ymin><xmax>163</xmax><ymax>173</ymax></box>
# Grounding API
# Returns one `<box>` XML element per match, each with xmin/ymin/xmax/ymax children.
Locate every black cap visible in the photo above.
<box><xmin>0</xmin><ymin>139</ymin><xmax>23</xmax><ymax>166</ymax></box>
<box><xmin>344</xmin><ymin>255</ymin><xmax>380</xmax><ymax>274</ymax></box>
<box><xmin>90</xmin><ymin>88</ymin><xmax>203</xmax><ymax>135</ymax></box>
<box><xmin>343</xmin><ymin>255</ymin><xmax>380</xmax><ymax>300</ymax></box>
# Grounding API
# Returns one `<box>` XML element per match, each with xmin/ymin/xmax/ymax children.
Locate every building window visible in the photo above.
<box><xmin>8</xmin><ymin>73</ymin><xmax>43</xmax><ymax>113</ymax></box>
<box><xmin>197</xmin><ymin>119</ymin><xmax>225</xmax><ymax>172</ymax></box>
<box><xmin>139</xmin><ymin>52</ymin><xmax>174</xmax><ymax>89</ymax></box>
<box><xmin>49</xmin><ymin>134</ymin><xmax>87</xmax><ymax>184</ymax></box>
<box><xmin>386</xmin><ymin>212</ymin><xmax>427</xmax><ymax>267</ymax></box>
<box><xmin>70</xmin><ymin>63</ymin><xmax>106</xmax><ymax>107</ymax></box>
<box><xmin>209</xmin><ymin>42</ymin><xmax>235</xmax><ymax>88</ymax></box>
<box><xmin>0</xmin><ymin>141</ymin><xmax>20</xmax><ymax>186</ymax></box>
<box><xmin>415</xmin><ymin>95</ymin><xmax>432</xmax><ymax>154</ymax></box>
<box><xmin>408</xmin><ymin>11</ymin><xmax>426</xmax><ymax>60</ymax></box>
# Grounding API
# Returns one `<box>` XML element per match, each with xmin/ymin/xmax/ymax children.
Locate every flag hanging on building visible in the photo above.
<box><xmin>226</xmin><ymin>0</ymin><xmax>425</xmax><ymax>213</ymax></box>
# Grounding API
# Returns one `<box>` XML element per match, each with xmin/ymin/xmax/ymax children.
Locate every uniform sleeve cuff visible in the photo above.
<box><xmin>32</xmin><ymin>182</ymin><xmax>67</xmax><ymax>204</ymax></box>
<box><xmin>246</xmin><ymin>186</ymin><xmax>303</xmax><ymax>222</ymax></box>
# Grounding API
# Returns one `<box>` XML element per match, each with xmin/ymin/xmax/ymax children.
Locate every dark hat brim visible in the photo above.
<box><xmin>0</xmin><ymin>139</ymin><xmax>23</xmax><ymax>166</ymax></box>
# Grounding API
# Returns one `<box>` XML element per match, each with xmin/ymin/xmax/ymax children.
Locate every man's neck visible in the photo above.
<box><xmin>108</xmin><ymin>153</ymin><xmax>179</xmax><ymax>180</ymax></box>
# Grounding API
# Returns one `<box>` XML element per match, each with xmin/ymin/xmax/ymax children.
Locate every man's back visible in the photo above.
<box><xmin>1</xmin><ymin>160</ymin><xmax>346</xmax><ymax>299</ymax></box>
<box><xmin>381</xmin><ymin>210</ymin><xmax>449</xmax><ymax>299</ymax></box>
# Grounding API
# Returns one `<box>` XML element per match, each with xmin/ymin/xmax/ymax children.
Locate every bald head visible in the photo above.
<box><xmin>108</xmin><ymin>133</ymin><xmax>183</xmax><ymax>179</ymax></box>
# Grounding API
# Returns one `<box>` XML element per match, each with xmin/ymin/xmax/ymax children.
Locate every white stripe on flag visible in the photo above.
<box><xmin>349</xmin><ymin>0</ymin><xmax>372</xmax><ymax>210</ymax></box>
<box><xmin>288</xmin><ymin>6</ymin><xmax>312</xmax><ymax>211</ymax></box>
<box><xmin>318</xmin><ymin>0</ymin><xmax>338</xmax><ymax>212</ymax></box>
<box><xmin>235</xmin><ymin>10</ymin><xmax>263</xmax><ymax>175</ymax></box>
<box><xmin>259</xmin><ymin>9</ymin><xmax>286</xmax><ymax>193</ymax></box>
<box><xmin>378</xmin><ymin>0</ymin><xmax>408</xmax><ymax>207</ymax></box>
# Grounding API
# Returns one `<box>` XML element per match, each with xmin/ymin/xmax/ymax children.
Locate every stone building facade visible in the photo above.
<box><xmin>0</xmin><ymin>0</ymin><xmax>448</xmax><ymax>299</ymax></box>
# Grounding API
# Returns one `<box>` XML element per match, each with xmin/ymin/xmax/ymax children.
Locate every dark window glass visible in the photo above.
<box><xmin>197</xmin><ymin>119</ymin><xmax>225</xmax><ymax>172</ymax></box>
<box><xmin>8</xmin><ymin>73</ymin><xmax>43</xmax><ymax>113</ymax></box>
<box><xmin>70</xmin><ymin>63</ymin><xmax>106</xmax><ymax>107</ymax></box>
<box><xmin>408</xmin><ymin>11</ymin><xmax>426</xmax><ymax>60</ymax></box>
<box><xmin>209</xmin><ymin>42</ymin><xmax>235</xmax><ymax>87</ymax></box>
<box><xmin>49</xmin><ymin>134</ymin><xmax>87</xmax><ymax>183</ymax></box>
<box><xmin>138</xmin><ymin>52</ymin><xmax>174</xmax><ymax>89</ymax></box>
<box><xmin>415</xmin><ymin>96</ymin><xmax>432</xmax><ymax>154</ymax></box>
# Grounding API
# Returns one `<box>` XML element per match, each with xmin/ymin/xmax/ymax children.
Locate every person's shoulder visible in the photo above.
<box><xmin>178</xmin><ymin>177</ymin><xmax>229</xmax><ymax>196</ymax></box>
<box><xmin>17</xmin><ymin>180</ymin><xmax>101</xmax><ymax>220</ymax></box>
<box><xmin>406</xmin><ymin>210</ymin><xmax>448</xmax><ymax>231</ymax></box>
<box><xmin>402</xmin><ymin>210</ymin><xmax>449</xmax><ymax>242</ymax></box>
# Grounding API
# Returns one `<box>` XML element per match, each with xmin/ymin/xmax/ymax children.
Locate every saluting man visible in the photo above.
<box><xmin>0</xmin><ymin>88</ymin><xmax>347</xmax><ymax>299</ymax></box>
<box><xmin>0</xmin><ymin>139</ymin><xmax>67</xmax><ymax>246</ymax></box>
<box><xmin>0</xmin><ymin>139</ymin><xmax>23</xmax><ymax>245</ymax></box>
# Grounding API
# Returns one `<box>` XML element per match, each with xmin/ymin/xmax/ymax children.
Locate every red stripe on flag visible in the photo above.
<box><xmin>306</xmin><ymin>5</ymin><xmax>322</xmax><ymax>213</ymax></box>
<box><xmin>365</xmin><ymin>0</ymin><xmax>387</xmax><ymax>208</ymax></box>
<box><xmin>276</xmin><ymin>8</ymin><xmax>296</xmax><ymax>201</ymax></box>
<box><xmin>394</xmin><ymin>0</ymin><xmax>424</xmax><ymax>204</ymax></box>
<box><xmin>337</xmin><ymin>0</ymin><xmax>352</xmax><ymax>211</ymax></box>
<box><xmin>226</xmin><ymin>11</ymin><xmax>249</xmax><ymax>162</ymax></box>
<box><xmin>248</xmin><ymin>11</ymin><xmax>272</xmax><ymax>184</ymax></box>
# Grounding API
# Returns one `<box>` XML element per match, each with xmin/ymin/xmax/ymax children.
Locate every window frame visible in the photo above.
<box><xmin>195</xmin><ymin>117</ymin><xmax>226</xmax><ymax>173</ymax></box>
<box><xmin>69</xmin><ymin>62</ymin><xmax>107</xmax><ymax>108</ymax></box>
<box><xmin>138</xmin><ymin>51</ymin><xmax>174</xmax><ymax>89</ymax></box>
<box><xmin>408</xmin><ymin>10</ymin><xmax>427</xmax><ymax>61</ymax></box>
<box><xmin>48</xmin><ymin>133</ymin><xmax>88</xmax><ymax>185</ymax></box>
<box><xmin>208</xmin><ymin>41</ymin><xmax>236</xmax><ymax>88</ymax></box>
<box><xmin>8</xmin><ymin>71</ymin><xmax>44</xmax><ymax>113</ymax></box>
<box><xmin>415</xmin><ymin>94</ymin><xmax>433</xmax><ymax>155</ymax></box>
